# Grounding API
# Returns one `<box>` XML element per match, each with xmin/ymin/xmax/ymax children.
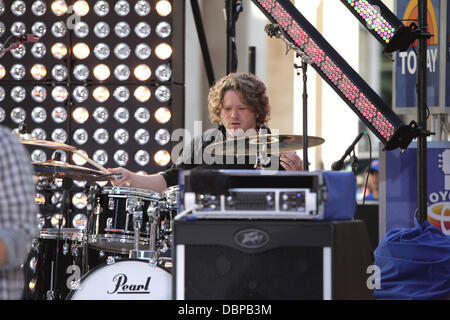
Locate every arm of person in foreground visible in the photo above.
<box><xmin>0</xmin><ymin>130</ymin><xmax>38</xmax><ymax>268</ymax></box>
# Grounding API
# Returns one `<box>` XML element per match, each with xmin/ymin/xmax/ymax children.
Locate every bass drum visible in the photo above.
<box><xmin>67</xmin><ymin>259</ymin><xmax>172</xmax><ymax>300</ymax></box>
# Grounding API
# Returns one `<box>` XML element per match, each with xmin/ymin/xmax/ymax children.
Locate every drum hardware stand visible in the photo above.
<box><xmin>294</xmin><ymin>55</ymin><xmax>310</xmax><ymax>171</ymax></box>
<box><xmin>254</xmin><ymin>124</ymin><xmax>270</xmax><ymax>169</ymax></box>
<box><xmin>129</xmin><ymin>202</ymin><xmax>160</xmax><ymax>266</ymax></box>
<box><xmin>81</xmin><ymin>191</ymin><xmax>96</xmax><ymax>276</ymax></box>
<box><xmin>266</xmin><ymin>23</ymin><xmax>313</xmax><ymax>171</ymax></box>
<box><xmin>46</xmin><ymin>262</ymin><xmax>55</xmax><ymax>300</ymax></box>
<box><xmin>48</xmin><ymin>176</ymin><xmax>72</xmax><ymax>300</ymax></box>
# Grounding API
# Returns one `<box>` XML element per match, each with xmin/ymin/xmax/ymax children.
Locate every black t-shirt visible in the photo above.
<box><xmin>160</xmin><ymin>126</ymin><xmax>285</xmax><ymax>187</ymax></box>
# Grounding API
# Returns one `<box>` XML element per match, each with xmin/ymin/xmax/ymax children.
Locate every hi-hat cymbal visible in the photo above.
<box><xmin>14</xmin><ymin>132</ymin><xmax>77</xmax><ymax>152</ymax></box>
<box><xmin>33</xmin><ymin>160</ymin><xmax>118</xmax><ymax>182</ymax></box>
<box><xmin>204</xmin><ymin>134</ymin><xmax>325</xmax><ymax>156</ymax></box>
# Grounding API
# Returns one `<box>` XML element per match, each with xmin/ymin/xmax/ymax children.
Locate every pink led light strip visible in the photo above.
<box><xmin>257</xmin><ymin>0</ymin><xmax>395</xmax><ymax>140</ymax></box>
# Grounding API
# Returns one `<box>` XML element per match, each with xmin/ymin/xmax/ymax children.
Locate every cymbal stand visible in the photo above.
<box><xmin>255</xmin><ymin>124</ymin><xmax>269</xmax><ymax>169</ymax></box>
<box><xmin>294</xmin><ymin>56</ymin><xmax>310</xmax><ymax>171</ymax></box>
<box><xmin>265</xmin><ymin>24</ymin><xmax>312</xmax><ymax>171</ymax></box>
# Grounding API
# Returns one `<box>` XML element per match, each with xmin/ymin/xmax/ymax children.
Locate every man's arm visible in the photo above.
<box><xmin>108</xmin><ymin>168</ymin><xmax>168</xmax><ymax>194</ymax></box>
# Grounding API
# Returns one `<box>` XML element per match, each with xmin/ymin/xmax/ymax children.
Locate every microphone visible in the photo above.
<box><xmin>13</xmin><ymin>34</ymin><xmax>40</xmax><ymax>43</ymax></box>
<box><xmin>235</xmin><ymin>0</ymin><xmax>243</xmax><ymax>13</ymax></box>
<box><xmin>331</xmin><ymin>132</ymin><xmax>364</xmax><ymax>171</ymax></box>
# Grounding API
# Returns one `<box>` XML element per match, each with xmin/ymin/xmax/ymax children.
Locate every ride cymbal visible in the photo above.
<box><xmin>204</xmin><ymin>134</ymin><xmax>325</xmax><ymax>156</ymax></box>
<box><xmin>33</xmin><ymin>160</ymin><xmax>118</xmax><ymax>182</ymax></box>
<box><xmin>14</xmin><ymin>132</ymin><xmax>77</xmax><ymax>152</ymax></box>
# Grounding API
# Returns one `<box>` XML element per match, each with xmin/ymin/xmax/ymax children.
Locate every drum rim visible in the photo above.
<box><xmin>101</xmin><ymin>186</ymin><xmax>161</xmax><ymax>200</ymax></box>
<box><xmin>65</xmin><ymin>258</ymin><xmax>171</xmax><ymax>300</ymax></box>
<box><xmin>39</xmin><ymin>228</ymin><xmax>85</xmax><ymax>240</ymax></box>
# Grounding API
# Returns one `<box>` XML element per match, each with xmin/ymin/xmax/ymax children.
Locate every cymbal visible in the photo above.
<box><xmin>33</xmin><ymin>160</ymin><xmax>118</xmax><ymax>182</ymax></box>
<box><xmin>14</xmin><ymin>132</ymin><xmax>77</xmax><ymax>152</ymax></box>
<box><xmin>204</xmin><ymin>134</ymin><xmax>325</xmax><ymax>156</ymax></box>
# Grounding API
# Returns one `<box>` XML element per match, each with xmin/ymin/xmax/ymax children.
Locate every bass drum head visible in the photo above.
<box><xmin>68</xmin><ymin>259</ymin><xmax>172</xmax><ymax>300</ymax></box>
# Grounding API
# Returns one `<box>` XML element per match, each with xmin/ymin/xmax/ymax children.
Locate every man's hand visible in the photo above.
<box><xmin>280</xmin><ymin>152</ymin><xmax>303</xmax><ymax>171</ymax></box>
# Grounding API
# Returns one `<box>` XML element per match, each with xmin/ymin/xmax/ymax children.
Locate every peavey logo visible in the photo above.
<box><xmin>107</xmin><ymin>273</ymin><xmax>151</xmax><ymax>295</ymax></box>
<box><xmin>234</xmin><ymin>229</ymin><xmax>270</xmax><ymax>249</ymax></box>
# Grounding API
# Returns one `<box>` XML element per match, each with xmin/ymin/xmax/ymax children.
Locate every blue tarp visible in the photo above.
<box><xmin>374</xmin><ymin>218</ymin><xmax>450</xmax><ymax>299</ymax></box>
<box><xmin>321</xmin><ymin>171</ymin><xmax>356</xmax><ymax>221</ymax></box>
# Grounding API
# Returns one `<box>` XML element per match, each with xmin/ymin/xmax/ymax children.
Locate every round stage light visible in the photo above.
<box><xmin>72</xmin><ymin>149</ymin><xmax>88</xmax><ymax>165</ymax></box>
<box><xmin>72</xmin><ymin>107</ymin><xmax>89</xmax><ymax>124</ymax></box>
<box><xmin>94</xmin><ymin>1</ymin><xmax>109</xmax><ymax>16</ymax></box>
<box><xmin>73</xmin><ymin>64</ymin><xmax>89</xmax><ymax>81</ymax></box>
<box><xmin>94</xmin><ymin>21</ymin><xmax>110</xmax><ymax>38</ymax></box>
<box><xmin>93</xmin><ymin>149</ymin><xmax>108</xmax><ymax>166</ymax></box>
<box><xmin>135</xmin><ymin>0</ymin><xmax>151</xmax><ymax>16</ymax></box>
<box><xmin>93</xmin><ymin>106</ymin><xmax>109</xmax><ymax>124</ymax></box>
<box><xmin>72</xmin><ymin>192</ymin><xmax>88</xmax><ymax>209</ymax></box>
<box><xmin>155</xmin><ymin>0</ymin><xmax>172</xmax><ymax>16</ymax></box>
<box><xmin>114</xmin><ymin>128</ymin><xmax>129</xmax><ymax>145</ymax></box>
<box><xmin>94</xmin><ymin>43</ymin><xmax>110</xmax><ymax>60</ymax></box>
<box><xmin>114</xmin><ymin>64</ymin><xmax>130</xmax><ymax>81</ymax></box>
<box><xmin>31</xmin><ymin>107</ymin><xmax>47</xmax><ymax>123</ymax></box>
<box><xmin>134</xmin><ymin>64</ymin><xmax>151</xmax><ymax>81</ymax></box>
<box><xmin>134</xmin><ymin>107</ymin><xmax>150</xmax><ymax>124</ymax></box>
<box><xmin>114</xmin><ymin>107</ymin><xmax>129</xmax><ymax>124</ymax></box>
<box><xmin>32</xmin><ymin>128</ymin><xmax>46</xmax><ymax>140</ymax></box>
<box><xmin>73</xmin><ymin>42</ymin><xmax>90</xmax><ymax>59</ymax></box>
<box><xmin>114</xmin><ymin>149</ymin><xmax>129</xmax><ymax>166</ymax></box>
<box><xmin>134</xmin><ymin>128</ymin><xmax>150</xmax><ymax>145</ymax></box>
<box><xmin>135</xmin><ymin>150</ymin><xmax>150</xmax><ymax>166</ymax></box>
<box><xmin>154</xmin><ymin>150</ymin><xmax>171</xmax><ymax>166</ymax></box>
<box><xmin>93</xmin><ymin>128</ymin><xmax>109</xmax><ymax>144</ymax></box>
<box><xmin>73</xmin><ymin>0</ymin><xmax>89</xmax><ymax>16</ymax></box>
<box><xmin>155</xmin><ymin>43</ymin><xmax>172</xmax><ymax>60</ymax></box>
<box><xmin>93</xmin><ymin>86</ymin><xmax>110</xmax><ymax>103</ymax></box>
<box><xmin>51</xmin><ymin>21</ymin><xmax>67</xmax><ymax>37</ymax></box>
<box><xmin>51</xmin><ymin>0</ymin><xmax>68</xmax><ymax>16</ymax></box>
<box><xmin>52</xmin><ymin>106</ymin><xmax>67</xmax><ymax>123</ymax></box>
<box><xmin>135</xmin><ymin>22</ymin><xmax>151</xmax><ymax>38</ymax></box>
<box><xmin>155</xmin><ymin>128</ymin><xmax>170</xmax><ymax>145</ymax></box>
<box><xmin>154</xmin><ymin>107</ymin><xmax>171</xmax><ymax>124</ymax></box>
<box><xmin>134</xmin><ymin>86</ymin><xmax>151</xmax><ymax>102</ymax></box>
<box><xmin>51</xmin><ymin>42</ymin><xmax>68</xmax><ymax>59</ymax></box>
<box><xmin>93</xmin><ymin>64</ymin><xmax>111</xmax><ymax>81</ymax></box>
<box><xmin>51</xmin><ymin>128</ymin><xmax>68</xmax><ymax>143</ymax></box>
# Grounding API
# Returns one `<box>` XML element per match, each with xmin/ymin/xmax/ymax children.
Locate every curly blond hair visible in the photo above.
<box><xmin>208</xmin><ymin>73</ymin><xmax>270</xmax><ymax>126</ymax></box>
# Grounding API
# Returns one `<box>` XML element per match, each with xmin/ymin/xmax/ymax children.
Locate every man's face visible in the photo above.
<box><xmin>368</xmin><ymin>171</ymin><xmax>379</xmax><ymax>191</ymax></box>
<box><xmin>219</xmin><ymin>90</ymin><xmax>258</xmax><ymax>137</ymax></box>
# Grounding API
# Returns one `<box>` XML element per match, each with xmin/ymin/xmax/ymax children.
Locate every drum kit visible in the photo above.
<box><xmin>18</xmin><ymin>131</ymin><xmax>177</xmax><ymax>300</ymax></box>
<box><xmin>18</xmin><ymin>126</ymin><xmax>324</xmax><ymax>300</ymax></box>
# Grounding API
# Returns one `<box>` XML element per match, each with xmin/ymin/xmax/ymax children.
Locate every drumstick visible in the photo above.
<box><xmin>72</xmin><ymin>149</ymin><xmax>110</xmax><ymax>174</ymax></box>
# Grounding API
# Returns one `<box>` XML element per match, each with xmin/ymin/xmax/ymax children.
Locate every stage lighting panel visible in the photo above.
<box><xmin>251</xmin><ymin>0</ymin><xmax>405</xmax><ymax>146</ymax></box>
<box><xmin>69</xmin><ymin>83</ymin><xmax>174</xmax><ymax>169</ymax></box>
<box><xmin>0</xmin><ymin>0</ymin><xmax>182</xmax><ymax>175</ymax></box>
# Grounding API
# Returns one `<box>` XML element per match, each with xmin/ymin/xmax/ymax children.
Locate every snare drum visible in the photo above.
<box><xmin>67</xmin><ymin>259</ymin><xmax>172</xmax><ymax>300</ymax></box>
<box><xmin>87</xmin><ymin>187</ymin><xmax>161</xmax><ymax>253</ymax></box>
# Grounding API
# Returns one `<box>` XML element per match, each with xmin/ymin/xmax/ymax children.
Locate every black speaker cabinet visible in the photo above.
<box><xmin>173</xmin><ymin>219</ymin><xmax>373</xmax><ymax>300</ymax></box>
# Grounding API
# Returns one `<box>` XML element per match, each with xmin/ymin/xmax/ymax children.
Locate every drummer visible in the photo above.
<box><xmin>109</xmin><ymin>73</ymin><xmax>303</xmax><ymax>194</ymax></box>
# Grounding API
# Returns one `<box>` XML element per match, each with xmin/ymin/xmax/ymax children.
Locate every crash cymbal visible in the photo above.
<box><xmin>204</xmin><ymin>134</ymin><xmax>325</xmax><ymax>156</ymax></box>
<box><xmin>33</xmin><ymin>160</ymin><xmax>118</xmax><ymax>182</ymax></box>
<box><xmin>14</xmin><ymin>132</ymin><xmax>77</xmax><ymax>152</ymax></box>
